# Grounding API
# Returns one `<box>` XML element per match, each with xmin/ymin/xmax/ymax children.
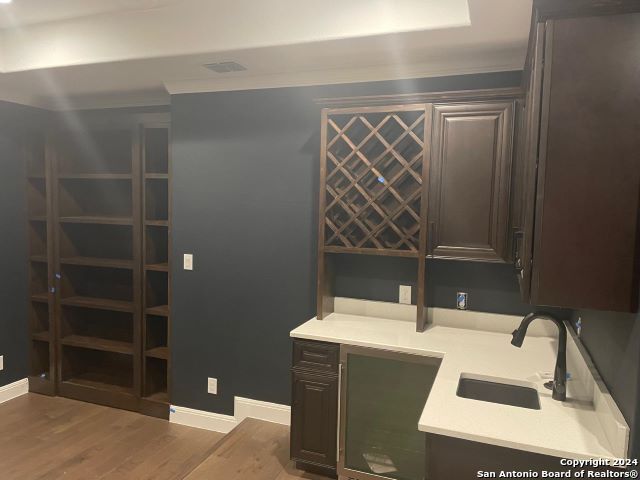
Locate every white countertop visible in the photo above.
<box><xmin>291</xmin><ymin>305</ymin><xmax>628</xmax><ymax>461</ymax></box>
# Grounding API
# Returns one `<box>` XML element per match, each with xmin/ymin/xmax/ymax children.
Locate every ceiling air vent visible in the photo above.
<box><xmin>203</xmin><ymin>61</ymin><xmax>247</xmax><ymax>73</ymax></box>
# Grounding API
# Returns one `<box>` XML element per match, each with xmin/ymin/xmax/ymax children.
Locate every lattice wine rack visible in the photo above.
<box><xmin>317</xmin><ymin>103</ymin><xmax>432</xmax><ymax>332</ymax></box>
<box><xmin>321</xmin><ymin>106</ymin><xmax>428</xmax><ymax>255</ymax></box>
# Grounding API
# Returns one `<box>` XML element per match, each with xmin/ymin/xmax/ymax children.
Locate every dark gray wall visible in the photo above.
<box><xmin>334</xmin><ymin>255</ymin><xmax>569</xmax><ymax>317</ymax></box>
<box><xmin>170</xmin><ymin>72</ymin><xmax>527</xmax><ymax>415</ymax></box>
<box><xmin>0</xmin><ymin>101</ymin><xmax>47</xmax><ymax>387</ymax></box>
<box><xmin>573</xmin><ymin>309</ymin><xmax>640</xmax><ymax>461</ymax></box>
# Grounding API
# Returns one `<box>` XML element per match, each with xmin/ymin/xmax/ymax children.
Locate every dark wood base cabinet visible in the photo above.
<box><xmin>290</xmin><ymin>340</ymin><xmax>339</xmax><ymax>478</ymax></box>
<box><xmin>426</xmin><ymin>434</ymin><xmax>628</xmax><ymax>480</ymax></box>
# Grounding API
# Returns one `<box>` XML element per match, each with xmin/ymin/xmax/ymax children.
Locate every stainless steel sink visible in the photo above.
<box><xmin>457</xmin><ymin>376</ymin><xmax>541</xmax><ymax>410</ymax></box>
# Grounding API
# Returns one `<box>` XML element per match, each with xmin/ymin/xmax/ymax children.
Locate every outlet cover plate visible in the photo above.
<box><xmin>456</xmin><ymin>292</ymin><xmax>468</xmax><ymax>310</ymax></box>
<box><xmin>399</xmin><ymin>285</ymin><xmax>412</xmax><ymax>305</ymax></box>
<box><xmin>207</xmin><ymin>377</ymin><xmax>218</xmax><ymax>395</ymax></box>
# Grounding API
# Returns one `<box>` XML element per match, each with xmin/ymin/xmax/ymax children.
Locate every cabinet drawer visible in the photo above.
<box><xmin>292</xmin><ymin>340</ymin><xmax>339</xmax><ymax>374</ymax></box>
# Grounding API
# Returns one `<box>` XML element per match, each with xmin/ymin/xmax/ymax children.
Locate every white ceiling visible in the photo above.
<box><xmin>0</xmin><ymin>0</ymin><xmax>532</xmax><ymax>110</ymax></box>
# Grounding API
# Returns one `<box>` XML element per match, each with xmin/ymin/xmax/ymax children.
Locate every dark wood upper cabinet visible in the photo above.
<box><xmin>428</xmin><ymin>102</ymin><xmax>514</xmax><ymax>262</ymax></box>
<box><xmin>315</xmin><ymin>90</ymin><xmax>520</xmax><ymax>331</ymax></box>
<box><xmin>518</xmin><ymin>1</ymin><xmax>640</xmax><ymax>312</ymax></box>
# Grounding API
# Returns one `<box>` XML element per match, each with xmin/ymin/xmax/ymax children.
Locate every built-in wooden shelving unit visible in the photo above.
<box><xmin>26</xmin><ymin>131</ymin><xmax>56</xmax><ymax>395</ymax></box>
<box><xmin>25</xmin><ymin>112</ymin><xmax>170</xmax><ymax>418</ymax></box>
<box><xmin>53</xmin><ymin>126</ymin><xmax>141</xmax><ymax>412</ymax></box>
<box><xmin>140</xmin><ymin>123</ymin><xmax>171</xmax><ymax>419</ymax></box>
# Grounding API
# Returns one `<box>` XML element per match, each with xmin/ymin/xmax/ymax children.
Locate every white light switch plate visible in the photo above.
<box><xmin>207</xmin><ymin>377</ymin><xmax>218</xmax><ymax>395</ymax></box>
<box><xmin>399</xmin><ymin>285</ymin><xmax>411</xmax><ymax>305</ymax></box>
<box><xmin>184</xmin><ymin>254</ymin><xmax>193</xmax><ymax>271</ymax></box>
<box><xmin>0</xmin><ymin>355</ymin><xmax>3</xmax><ymax>371</ymax></box>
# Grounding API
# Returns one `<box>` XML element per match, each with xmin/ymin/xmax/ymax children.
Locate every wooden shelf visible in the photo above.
<box><xmin>145</xmin><ymin>346</ymin><xmax>169</xmax><ymax>360</ymax></box>
<box><xmin>61</xmin><ymin>377</ymin><xmax>134</xmax><ymax>396</ymax></box>
<box><xmin>31</xmin><ymin>293</ymin><xmax>49</xmax><ymax>303</ymax></box>
<box><xmin>143</xmin><ymin>391</ymin><xmax>168</xmax><ymax>403</ymax></box>
<box><xmin>145</xmin><ymin>263</ymin><xmax>169</xmax><ymax>272</ymax></box>
<box><xmin>28</xmin><ymin>374</ymin><xmax>55</xmax><ymax>396</ymax></box>
<box><xmin>61</xmin><ymin>296</ymin><xmax>134</xmax><ymax>313</ymax></box>
<box><xmin>58</xmin><ymin>173</ymin><xmax>132</xmax><ymax>180</ymax></box>
<box><xmin>61</xmin><ymin>334</ymin><xmax>133</xmax><ymax>355</ymax></box>
<box><xmin>324</xmin><ymin>245</ymin><xmax>420</xmax><ymax>258</ymax></box>
<box><xmin>32</xmin><ymin>331</ymin><xmax>50</xmax><ymax>342</ymax></box>
<box><xmin>30</xmin><ymin>254</ymin><xmax>48</xmax><ymax>263</ymax></box>
<box><xmin>59</xmin><ymin>216</ymin><xmax>133</xmax><ymax>226</ymax></box>
<box><xmin>145</xmin><ymin>173</ymin><xmax>168</xmax><ymax>180</ymax></box>
<box><xmin>146</xmin><ymin>305</ymin><xmax>169</xmax><ymax>317</ymax></box>
<box><xmin>60</xmin><ymin>256</ymin><xmax>133</xmax><ymax>270</ymax></box>
<box><xmin>145</xmin><ymin>220</ymin><xmax>168</xmax><ymax>227</ymax></box>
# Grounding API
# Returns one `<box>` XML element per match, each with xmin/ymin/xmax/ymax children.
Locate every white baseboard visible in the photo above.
<box><xmin>235</xmin><ymin>397</ymin><xmax>291</xmax><ymax>426</ymax></box>
<box><xmin>0</xmin><ymin>378</ymin><xmax>28</xmax><ymax>405</ymax></box>
<box><xmin>170</xmin><ymin>405</ymin><xmax>238</xmax><ymax>434</ymax></box>
<box><xmin>170</xmin><ymin>396</ymin><xmax>291</xmax><ymax>434</ymax></box>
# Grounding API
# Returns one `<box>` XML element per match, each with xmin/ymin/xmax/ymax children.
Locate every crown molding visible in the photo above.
<box><xmin>48</xmin><ymin>91</ymin><xmax>170</xmax><ymax>111</ymax></box>
<box><xmin>315</xmin><ymin>86</ymin><xmax>523</xmax><ymax>108</ymax></box>
<box><xmin>0</xmin><ymin>90</ymin><xmax>50</xmax><ymax>110</ymax></box>
<box><xmin>165</xmin><ymin>55</ymin><xmax>525</xmax><ymax>96</ymax></box>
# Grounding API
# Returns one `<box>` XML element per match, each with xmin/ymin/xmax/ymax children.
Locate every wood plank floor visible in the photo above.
<box><xmin>0</xmin><ymin>394</ymin><xmax>330</xmax><ymax>480</ymax></box>
<box><xmin>185</xmin><ymin>418</ymin><xmax>328</xmax><ymax>480</ymax></box>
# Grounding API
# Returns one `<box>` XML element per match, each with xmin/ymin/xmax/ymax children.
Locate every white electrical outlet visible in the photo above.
<box><xmin>456</xmin><ymin>292</ymin><xmax>468</xmax><ymax>310</ymax></box>
<box><xmin>184</xmin><ymin>254</ymin><xmax>194</xmax><ymax>271</ymax></box>
<box><xmin>0</xmin><ymin>355</ymin><xmax>3</xmax><ymax>371</ymax></box>
<box><xmin>207</xmin><ymin>377</ymin><xmax>218</xmax><ymax>395</ymax></box>
<box><xmin>399</xmin><ymin>285</ymin><xmax>412</xmax><ymax>305</ymax></box>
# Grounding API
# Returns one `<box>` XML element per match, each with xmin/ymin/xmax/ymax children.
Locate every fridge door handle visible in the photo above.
<box><xmin>337</xmin><ymin>362</ymin><xmax>343</xmax><ymax>464</ymax></box>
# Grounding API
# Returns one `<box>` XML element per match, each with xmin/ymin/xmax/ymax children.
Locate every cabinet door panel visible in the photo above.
<box><xmin>429</xmin><ymin>102</ymin><xmax>514</xmax><ymax>261</ymax></box>
<box><xmin>290</xmin><ymin>370</ymin><xmax>338</xmax><ymax>468</ymax></box>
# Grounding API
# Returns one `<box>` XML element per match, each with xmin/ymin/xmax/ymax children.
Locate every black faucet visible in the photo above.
<box><xmin>511</xmin><ymin>313</ymin><xmax>567</xmax><ymax>401</ymax></box>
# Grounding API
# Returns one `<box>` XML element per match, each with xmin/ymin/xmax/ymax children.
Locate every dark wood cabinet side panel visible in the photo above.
<box><xmin>508</xmin><ymin>99</ymin><xmax>526</xmax><ymax>263</ymax></box>
<box><xmin>531</xmin><ymin>13</ymin><xmax>640</xmax><ymax>311</ymax></box>
<box><xmin>518</xmin><ymin>22</ymin><xmax>546</xmax><ymax>302</ymax></box>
